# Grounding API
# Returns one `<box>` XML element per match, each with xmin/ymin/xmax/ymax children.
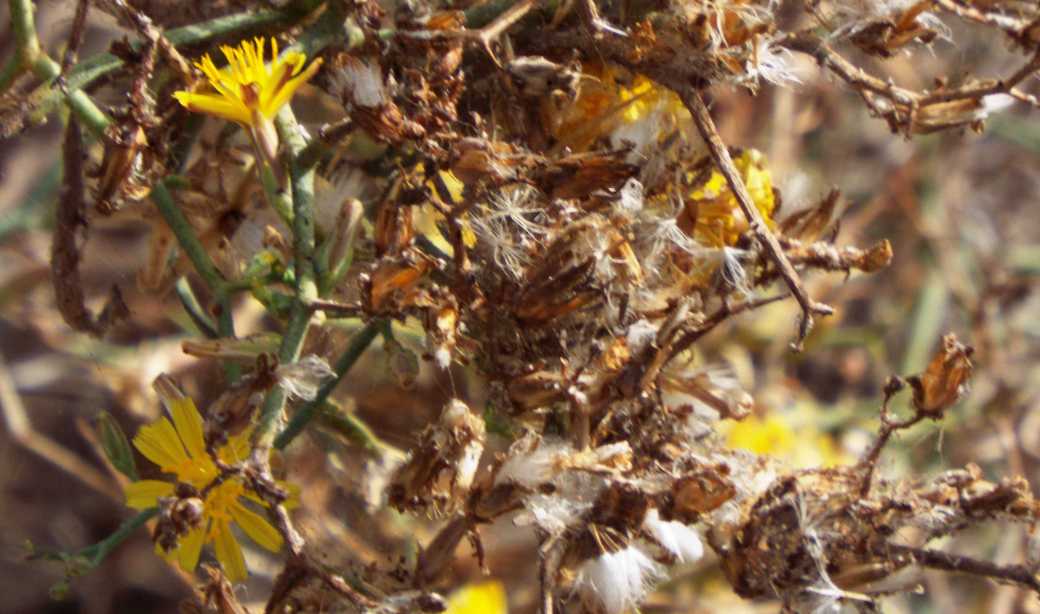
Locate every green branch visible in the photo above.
<box><xmin>5</xmin><ymin>0</ymin><xmax>111</xmax><ymax>134</ymax></box>
<box><xmin>274</xmin><ymin>319</ymin><xmax>384</xmax><ymax>449</ymax></box>
<box><xmin>150</xmin><ymin>181</ymin><xmax>226</xmax><ymax>293</ymax></box>
<box><xmin>32</xmin><ymin>507</ymin><xmax>158</xmax><ymax>570</ymax></box>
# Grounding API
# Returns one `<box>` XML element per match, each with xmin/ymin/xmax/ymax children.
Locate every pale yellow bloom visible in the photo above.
<box><xmin>173</xmin><ymin>37</ymin><xmax>322</xmax><ymax>127</ymax></box>
<box><xmin>125</xmin><ymin>397</ymin><xmax>294</xmax><ymax>582</ymax></box>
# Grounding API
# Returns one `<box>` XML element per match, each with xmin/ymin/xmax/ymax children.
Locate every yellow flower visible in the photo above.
<box><xmin>553</xmin><ymin>62</ymin><xmax>689</xmax><ymax>152</ymax></box>
<box><xmin>173</xmin><ymin>37</ymin><xmax>321</xmax><ymax>169</ymax></box>
<box><xmin>723</xmin><ymin>412</ymin><xmax>846</xmax><ymax>468</ymax></box>
<box><xmin>686</xmin><ymin>148</ymin><xmax>776</xmax><ymax>247</ymax></box>
<box><xmin>125</xmin><ymin>396</ymin><xmax>292</xmax><ymax>582</ymax></box>
<box><xmin>173</xmin><ymin>37</ymin><xmax>321</xmax><ymax>127</ymax></box>
<box><xmin>444</xmin><ymin>581</ymin><xmax>508</xmax><ymax>614</ymax></box>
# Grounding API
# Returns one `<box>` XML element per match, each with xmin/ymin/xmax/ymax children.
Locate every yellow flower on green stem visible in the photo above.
<box><xmin>173</xmin><ymin>37</ymin><xmax>322</xmax><ymax>168</ymax></box>
<box><xmin>174</xmin><ymin>37</ymin><xmax>321</xmax><ymax>126</ymax></box>
<box><xmin>124</xmin><ymin>396</ymin><xmax>295</xmax><ymax>582</ymax></box>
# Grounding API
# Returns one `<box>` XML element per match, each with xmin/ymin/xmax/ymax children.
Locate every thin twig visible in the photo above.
<box><xmin>680</xmin><ymin>89</ymin><xmax>833</xmax><ymax>349</ymax></box>
<box><xmin>889</xmin><ymin>544</ymin><xmax>1040</xmax><ymax>594</ymax></box>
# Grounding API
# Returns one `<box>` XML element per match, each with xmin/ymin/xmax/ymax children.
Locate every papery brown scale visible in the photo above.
<box><xmin>907</xmin><ymin>333</ymin><xmax>974</xmax><ymax>416</ymax></box>
<box><xmin>95</xmin><ymin>124</ymin><xmax>150</xmax><ymax>215</ymax></box>
<box><xmin>365</xmin><ymin>253</ymin><xmax>433</xmax><ymax>312</ymax></box>
<box><xmin>508</xmin><ymin>369</ymin><xmax>567</xmax><ymax>412</ymax></box>
<box><xmin>374</xmin><ymin>201</ymin><xmax>414</xmax><ymax>257</ymax></box>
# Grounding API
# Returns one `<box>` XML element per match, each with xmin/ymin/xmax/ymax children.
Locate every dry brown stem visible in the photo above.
<box><xmin>681</xmin><ymin>89</ymin><xmax>834</xmax><ymax>349</ymax></box>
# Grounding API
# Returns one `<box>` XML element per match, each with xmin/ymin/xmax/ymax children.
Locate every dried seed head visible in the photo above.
<box><xmin>389</xmin><ymin>399</ymin><xmax>485</xmax><ymax>515</ymax></box>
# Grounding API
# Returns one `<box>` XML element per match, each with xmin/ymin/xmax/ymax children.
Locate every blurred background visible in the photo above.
<box><xmin>2</xmin><ymin>1</ymin><xmax>1039</xmax><ymax>613</ymax></box>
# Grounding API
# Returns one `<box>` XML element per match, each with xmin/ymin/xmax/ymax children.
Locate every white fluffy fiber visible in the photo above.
<box><xmin>577</xmin><ymin>546</ymin><xmax>665</xmax><ymax>614</ymax></box>
<box><xmin>642</xmin><ymin>508</ymin><xmax>704</xmax><ymax>563</ymax></box>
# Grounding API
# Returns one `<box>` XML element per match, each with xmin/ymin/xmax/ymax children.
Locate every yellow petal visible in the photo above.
<box><xmin>173</xmin><ymin>91</ymin><xmax>251</xmax><ymax>125</ymax></box>
<box><xmin>445</xmin><ymin>581</ymin><xmax>508</xmax><ymax>614</ymax></box>
<box><xmin>169</xmin><ymin>397</ymin><xmax>207</xmax><ymax>460</ymax></box>
<box><xmin>212</xmin><ymin>520</ymin><xmax>248</xmax><ymax>583</ymax></box>
<box><xmin>124</xmin><ymin>479</ymin><xmax>174</xmax><ymax>509</ymax></box>
<box><xmin>175</xmin><ymin>522</ymin><xmax>207</xmax><ymax>573</ymax></box>
<box><xmin>195</xmin><ymin>56</ymin><xmax>238</xmax><ymax>102</ymax></box>
<box><xmin>219</xmin><ymin>426</ymin><xmax>253</xmax><ymax>464</ymax></box>
<box><xmin>231</xmin><ymin>501</ymin><xmax>283</xmax><ymax>552</ymax></box>
<box><xmin>261</xmin><ymin>56</ymin><xmax>322</xmax><ymax>119</ymax></box>
<box><xmin>133</xmin><ymin>417</ymin><xmax>189</xmax><ymax>470</ymax></box>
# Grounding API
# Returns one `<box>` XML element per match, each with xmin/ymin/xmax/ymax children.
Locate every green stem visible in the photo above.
<box><xmin>175</xmin><ymin>277</ymin><xmax>218</xmax><ymax>337</ymax></box>
<box><xmin>0</xmin><ymin>53</ymin><xmax>22</xmax><ymax>93</ymax></box>
<box><xmin>10</xmin><ymin>0</ymin><xmax>41</xmax><ymax>63</ymax></box>
<box><xmin>274</xmin><ymin>319</ymin><xmax>384</xmax><ymax>449</ymax></box>
<box><xmin>316</xmin><ymin>402</ymin><xmax>389</xmax><ymax>456</ymax></box>
<box><xmin>258</xmin><ymin>162</ymin><xmax>294</xmax><ymax>226</ymax></box>
<box><xmin>33</xmin><ymin>508</ymin><xmax>159</xmax><ymax>568</ymax></box>
<box><xmin>250</xmin><ymin>108</ymin><xmax>319</xmax><ymax>458</ymax></box>
<box><xmin>33</xmin><ymin>55</ymin><xmax>111</xmax><ymax>136</ymax></box>
<box><xmin>153</xmin><ymin>181</ymin><xmax>239</xmax><ymax>380</ymax></box>
<box><xmin>81</xmin><ymin>508</ymin><xmax>159</xmax><ymax>567</ymax></box>
<box><xmin>7</xmin><ymin>0</ymin><xmax>111</xmax><ymax>133</ymax></box>
<box><xmin>150</xmin><ymin>181</ymin><xmax>226</xmax><ymax>293</ymax></box>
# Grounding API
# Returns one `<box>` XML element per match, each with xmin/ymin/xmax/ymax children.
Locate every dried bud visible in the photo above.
<box><xmin>669</xmin><ymin>466</ymin><xmax>736</xmax><ymax>523</ymax></box>
<box><xmin>508</xmin><ymin>369</ymin><xmax>567</xmax><ymax>412</ymax></box>
<box><xmin>95</xmin><ymin>411</ymin><xmax>138</xmax><ymax>481</ymax></box>
<box><xmin>95</xmin><ymin>124</ymin><xmax>149</xmax><ymax>214</ymax></box>
<box><xmin>907</xmin><ymin>333</ymin><xmax>974</xmax><ymax>416</ymax></box>
<box><xmin>385</xmin><ymin>338</ymin><xmax>421</xmax><ymax>389</ymax></box>
<box><xmin>389</xmin><ymin>399</ymin><xmax>486</xmax><ymax>515</ymax></box>
<box><xmin>365</xmin><ymin>251</ymin><xmax>434</xmax><ymax>312</ymax></box>
<box><xmin>154</xmin><ymin>484</ymin><xmax>205</xmax><ymax>553</ymax></box>
<box><xmin>507</xmin><ymin>56</ymin><xmax>581</xmax><ymax>99</ymax></box>
<box><xmin>374</xmin><ymin>202</ymin><xmax>415</xmax><ymax>257</ymax></box>
<box><xmin>425</xmin><ymin>300</ymin><xmax>460</xmax><ymax>370</ymax></box>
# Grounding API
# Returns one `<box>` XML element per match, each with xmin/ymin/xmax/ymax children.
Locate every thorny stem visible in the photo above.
<box><xmin>681</xmin><ymin>89</ymin><xmax>832</xmax><ymax>349</ymax></box>
<box><xmin>888</xmin><ymin>544</ymin><xmax>1040</xmax><ymax>594</ymax></box>
<box><xmin>274</xmin><ymin>319</ymin><xmax>384</xmax><ymax>450</ymax></box>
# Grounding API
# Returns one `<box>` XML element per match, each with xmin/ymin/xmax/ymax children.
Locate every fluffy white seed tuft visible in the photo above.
<box><xmin>642</xmin><ymin>508</ymin><xmax>704</xmax><ymax>563</ymax></box>
<box><xmin>576</xmin><ymin>546</ymin><xmax>665</xmax><ymax>614</ymax></box>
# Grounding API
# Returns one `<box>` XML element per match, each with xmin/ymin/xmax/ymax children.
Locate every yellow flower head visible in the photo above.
<box><xmin>173</xmin><ymin>37</ymin><xmax>322</xmax><ymax>127</ymax></box>
<box><xmin>686</xmin><ymin>148</ymin><xmax>776</xmax><ymax>247</ymax></box>
<box><xmin>125</xmin><ymin>396</ymin><xmax>294</xmax><ymax>582</ymax></box>
<box><xmin>445</xmin><ymin>581</ymin><xmax>508</xmax><ymax>614</ymax></box>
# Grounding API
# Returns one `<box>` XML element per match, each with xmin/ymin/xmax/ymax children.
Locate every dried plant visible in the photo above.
<box><xmin>7</xmin><ymin>0</ymin><xmax>1040</xmax><ymax>612</ymax></box>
